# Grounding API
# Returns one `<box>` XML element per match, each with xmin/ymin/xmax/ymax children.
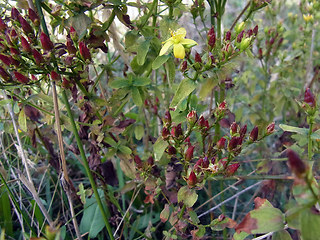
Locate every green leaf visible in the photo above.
<box><xmin>170</xmin><ymin>78</ymin><xmax>197</xmax><ymax>108</ymax></box>
<box><xmin>133</xmin><ymin>77</ymin><xmax>151</xmax><ymax>86</ymax></box>
<box><xmin>134</xmin><ymin>125</ymin><xmax>144</xmax><ymax>140</ymax></box>
<box><xmin>118</xmin><ymin>145</ymin><xmax>132</xmax><ymax>155</ymax></box>
<box><xmin>199</xmin><ymin>77</ymin><xmax>219</xmax><ymax>100</ymax></box>
<box><xmin>300</xmin><ymin>208</ymin><xmax>320</xmax><ymax>240</ymax></box>
<box><xmin>131</xmin><ymin>87</ymin><xmax>143</xmax><ymax>106</ymax></box>
<box><xmin>166</xmin><ymin>58</ymin><xmax>176</xmax><ymax>86</ymax></box>
<box><xmin>160</xmin><ymin>204</ymin><xmax>170</xmax><ymax>223</ymax></box>
<box><xmin>189</xmin><ymin>210</ymin><xmax>200</xmax><ymax>224</ymax></box>
<box><xmin>279</xmin><ymin>124</ymin><xmax>309</xmax><ymax>136</ymax></box>
<box><xmin>66</xmin><ymin>13</ymin><xmax>92</xmax><ymax>38</ymax></box>
<box><xmin>153</xmin><ymin>137</ymin><xmax>169</xmax><ymax>161</ymax></box>
<box><xmin>119</xmin><ymin>158</ymin><xmax>136</xmax><ymax>179</ymax></box>
<box><xmin>18</xmin><ymin>108</ymin><xmax>27</xmax><ymax>132</ymax></box>
<box><xmin>104</xmin><ymin>136</ymin><xmax>118</xmax><ymax>148</ymax></box>
<box><xmin>80</xmin><ymin>190</ymin><xmax>106</xmax><ymax>238</ymax></box>
<box><xmin>233</xmin><ymin>231</ymin><xmax>250</xmax><ymax>240</ymax></box>
<box><xmin>177</xmin><ymin>186</ymin><xmax>198</xmax><ymax>207</ymax></box>
<box><xmin>272</xmin><ymin>230</ymin><xmax>293</xmax><ymax>240</ymax></box>
<box><xmin>137</xmin><ymin>40</ymin><xmax>150</xmax><ymax>65</ymax></box>
<box><xmin>109</xmin><ymin>78</ymin><xmax>131</xmax><ymax>89</ymax></box>
<box><xmin>311</xmin><ymin>129</ymin><xmax>320</xmax><ymax>140</ymax></box>
<box><xmin>152</xmin><ymin>55</ymin><xmax>170</xmax><ymax>69</ymax></box>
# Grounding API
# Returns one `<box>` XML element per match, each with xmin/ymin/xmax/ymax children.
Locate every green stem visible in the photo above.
<box><xmin>308</xmin><ymin>117</ymin><xmax>313</xmax><ymax>161</ymax></box>
<box><xmin>102</xmin><ymin>9</ymin><xmax>116</xmax><ymax>32</ymax></box>
<box><xmin>178</xmin><ymin>204</ymin><xmax>186</xmax><ymax>219</ymax></box>
<box><xmin>140</xmin><ymin>0</ymin><xmax>158</xmax><ymax>28</ymax></box>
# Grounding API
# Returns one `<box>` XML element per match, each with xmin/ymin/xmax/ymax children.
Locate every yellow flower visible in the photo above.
<box><xmin>159</xmin><ymin>28</ymin><xmax>198</xmax><ymax>59</ymax></box>
<box><xmin>303</xmin><ymin>14</ymin><xmax>314</xmax><ymax>23</ymax></box>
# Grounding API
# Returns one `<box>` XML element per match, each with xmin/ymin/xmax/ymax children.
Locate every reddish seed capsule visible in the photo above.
<box><xmin>147</xmin><ymin>156</ymin><xmax>154</xmax><ymax>166</ymax></box>
<box><xmin>216</xmin><ymin>137</ymin><xmax>226</xmax><ymax>149</ymax></box>
<box><xmin>187</xmin><ymin>171</ymin><xmax>197</xmax><ymax>186</ymax></box>
<box><xmin>185</xmin><ymin>145</ymin><xmax>195</xmax><ymax>161</ymax></box>
<box><xmin>162</xmin><ymin>127</ymin><xmax>170</xmax><ymax>140</ymax></box>
<box><xmin>50</xmin><ymin>70</ymin><xmax>61</xmax><ymax>81</ymax></box>
<box><xmin>9</xmin><ymin>29</ymin><xmax>18</xmax><ymax>44</ymax></box>
<box><xmin>69</xmin><ymin>26</ymin><xmax>77</xmax><ymax>41</ymax></box>
<box><xmin>164</xmin><ymin>110</ymin><xmax>172</xmax><ymax>126</ymax></box>
<box><xmin>134</xmin><ymin>155</ymin><xmax>143</xmax><ymax>168</ymax></box>
<box><xmin>28</xmin><ymin>8</ymin><xmax>39</xmax><ymax>26</ymax></box>
<box><xmin>0</xmin><ymin>19</ymin><xmax>7</xmax><ymax>32</ymax></box>
<box><xmin>258</xmin><ymin>48</ymin><xmax>263</xmax><ymax>59</ymax></box>
<box><xmin>226</xmin><ymin>163</ymin><xmax>240</xmax><ymax>176</ymax></box>
<box><xmin>237</xmin><ymin>30</ymin><xmax>244</xmax><ymax>43</ymax></box>
<box><xmin>10</xmin><ymin>48</ymin><xmax>19</xmax><ymax>56</ymax></box>
<box><xmin>40</xmin><ymin>32</ymin><xmax>54</xmax><ymax>51</ymax></box>
<box><xmin>14</xmin><ymin>71</ymin><xmax>30</xmax><ymax>84</ymax></box>
<box><xmin>79</xmin><ymin>41</ymin><xmax>91</xmax><ymax>61</ymax></box>
<box><xmin>171</xmin><ymin>123</ymin><xmax>183</xmax><ymax>138</ymax></box>
<box><xmin>32</xmin><ymin>49</ymin><xmax>44</xmax><ymax>65</ymax></box>
<box><xmin>18</xmin><ymin>15</ymin><xmax>33</xmax><ymax>34</ymax></box>
<box><xmin>228</xmin><ymin>136</ymin><xmax>240</xmax><ymax>151</ymax></box>
<box><xmin>203</xmin><ymin>157</ymin><xmax>209</xmax><ymax>168</ymax></box>
<box><xmin>62</xmin><ymin>77</ymin><xmax>71</xmax><ymax>89</ymax></box>
<box><xmin>287</xmin><ymin>149</ymin><xmax>307</xmax><ymax>178</ymax></box>
<box><xmin>187</xmin><ymin>110</ymin><xmax>198</xmax><ymax>124</ymax></box>
<box><xmin>247</xmin><ymin>29</ymin><xmax>253</xmax><ymax>37</ymax></box>
<box><xmin>11</xmin><ymin>8</ymin><xmax>21</xmax><ymax>21</ymax></box>
<box><xmin>208</xmin><ymin>26</ymin><xmax>215</xmax><ymax>38</ymax></box>
<box><xmin>195</xmin><ymin>158</ymin><xmax>204</xmax><ymax>172</ymax></box>
<box><xmin>239</xmin><ymin>124</ymin><xmax>247</xmax><ymax>137</ymax></box>
<box><xmin>167</xmin><ymin>145</ymin><xmax>177</xmax><ymax>155</ymax></box>
<box><xmin>10</xmin><ymin>57</ymin><xmax>20</xmax><ymax>67</ymax></box>
<box><xmin>230</xmin><ymin>122</ymin><xmax>238</xmax><ymax>135</ymax></box>
<box><xmin>0</xmin><ymin>54</ymin><xmax>12</xmax><ymax>66</ymax></box>
<box><xmin>225</xmin><ymin>31</ymin><xmax>231</xmax><ymax>41</ymax></box>
<box><xmin>253</xmin><ymin>25</ymin><xmax>259</xmax><ymax>35</ymax></box>
<box><xmin>250</xmin><ymin>126</ymin><xmax>259</xmax><ymax>141</ymax></box>
<box><xmin>20</xmin><ymin>36</ymin><xmax>32</xmax><ymax>53</ymax></box>
<box><xmin>0</xmin><ymin>66</ymin><xmax>12</xmax><ymax>82</ymax></box>
<box><xmin>266</xmin><ymin>122</ymin><xmax>275</xmax><ymax>135</ymax></box>
<box><xmin>304</xmin><ymin>88</ymin><xmax>316</xmax><ymax>107</ymax></box>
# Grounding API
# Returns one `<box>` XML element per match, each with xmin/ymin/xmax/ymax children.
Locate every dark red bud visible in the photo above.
<box><xmin>62</xmin><ymin>77</ymin><xmax>71</xmax><ymax>89</ymax></box>
<box><xmin>181</xmin><ymin>61</ymin><xmax>187</xmax><ymax>72</ymax></box>
<box><xmin>208</xmin><ymin>26</ymin><xmax>215</xmax><ymax>38</ymax></box>
<box><xmin>10</xmin><ymin>57</ymin><xmax>20</xmax><ymax>67</ymax></box>
<box><xmin>28</xmin><ymin>8</ymin><xmax>40</xmax><ymax>26</ymax></box>
<box><xmin>240</xmin><ymin>124</ymin><xmax>247</xmax><ymax>137</ymax></box>
<box><xmin>65</xmin><ymin>55</ymin><xmax>74</xmax><ymax>65</ymax></box>
<box><xmin>162</xmin><ymin>127</ymin><xmax>170</xmax><ymax>140</ymax></box>
<box><xmin>185</xmin><ymin>136</ymin><xmax>190</xmax><ymax>143</ymax></box>
<box><xmin>32</xmin><ymin>49</ymin><xmax>44</xmax><ymax>65</ymax></box>
<box><xmin>226</xmin><ymin>163</ymin><xmax>240</xmax><ymax>176</ymax></box>
<box><xmin>14</xmin><ymin>71</ymin><xmax>30</xmax><ymax>84</ymax></box>
<box><xmin>70</xmin><ymin>26</ymin><xmax>77</xmax><ymax>41</ymax></box>
<box><xmin>304</xmin><ymin>88</ymin><xmax>316</xmax><ymax>107</ymax></box>
<box><xmin>228</xmin><ymin>136</ymin><xmax>241</xmax><ymax>151</ymax></box>
<box><xmin>216</xmin><ymin>137</ymin><xmax>226</xmax><ymax>149</ymax></box>
<box><xmin>250</xmin><ymin>126</ymin><xmax>259</xmax><ymax>141</ymax></box>
<box><xmin>247</xmin><ymin>29</ymin><xmax>253</xmax><ymax>37</ymax></box>
<box><xmin>230</xmin><ymin>122</ymin><xmax>238</xmax><ymax>135</ymax></box>
<box><xmin>185</xmin><ymin>145</ymin><xmax>195</xmax><ymax>161</ymax></box>
<box><xmin>10</xmin><ymin>48</ymin><xmax>19</xmax><ymax>56</ymax></box>
<box><xmin>258</xmin><ymin>48</ymin><xmax>263</xmax><ymax>59</ymax></box>
<box><xmin>203</xmin><ymin>157</ymin><xmax>209</xmax><ymax>168</ymax></box>
<box><xmin>79</xmin><ymin>41</ymin><xmax>91</xmax><ymax>61</ymax></box>
<box><xmin>195</xmin><ymin>51</ymin><xmax>202</xmax><ymax>63</ymax></box>
<box><xmin>208</xmin><ymin>32</ymin><xmax>216</xmax><ymax>48</ymax></box>
<box><xmin>9</xmin><ymin>29</ymin><xmax>18</xmax><ymax>44</ymax></box>
<box><xmin>0</xmin><ymin>66</ymin><xmax>12</xmax><ymax>82</ymax></box>
<box><xmin>0</xmin><ymin>19</ymin><xmax>7</xmax><ymax>32</ymax></box>
<box><xmin>171</xmin><ymin>123</ymin><xmax>183</xmax><ymax>138</ymax></box>
<box><xmin>20</xmin><ymin>36</ymin><xmax>32</xmax><ymax>53</ymax></box>
<box><xmin>266</xmin><ymin>122</ymin><xmax>275</xmax><ymax>135</ymax></box>
<box><xmin>18</xmin><ymin>16</ymin><xmax>33</xmax><ymax>34</ymax></box>
<box><xmin>269</xmin><ymin>37</ymin><xmax>275</xmax><ymax>46</ymax></box>
<box><xmin>198</xmin><ymin>116</ymin><xmax>206</xmax><ymax>127</ymax></box>
<box><xmin>50</xmin><ymin>70</ymin><xmax>61</xmax><ymax>81</ymax></box>
<box><xmin>187</xmin><ymin>171</ymin><xmax>197</xmax><ymax>186</ymax></box>
<box><xmin>287</xmin><ymin>149</ymin><xmax>307</xmax><ymax>178</ymax></box>
<box><xmin>187</xmin><ymin>110</ymin><xmax>198</xmax><ymax>124</ymax></box>
<box><xmin>40</xmin><ymin>32</ymin><xmax>54</xmax><ymax>51</ymax></box>
<box><xmin>134</xmin><ymin>155</ymin><xmax>143</xmax><ymax>168</ymax></box>
<box><xmin>11</xmin><ymin>8</ymin><xmax>21</xmax><ymax>21</ymax></box>
<box><xmin>147</xmin><ymin>156</ymin><xmax>154</xmax><ymax>166</ymax></box>
<box><xmin>253</xmin><ymin>25</ymin><xmax>259</xmax><ymax>35</ymax></box>
<box><xmin>167</xmin><ymin>145</ymin><xmax>177</xmax><ymax>155</ymax></box>
<box><xmin>225</xmin><ymin>31</ymin><xmax>231</xmax><ymax>41</ymax></box>
<box><xmin>0</xmin><ymin>54</ymin><xmax>12</xmax><ymax>66</ymax></box>
<box><xmin>195</xmin><ymin>158</ymin><xmax>204</xmax><ymax>172</ymax></box>
<box><xmin>164</xmin><ymin>110</ymin><xmax>172</xmax><ymax>126</ymax></box>
<box><xmin>278</xmin><ymin>37</ymin><xmax>284</xmax><ymax>47</ymax></box>
<box><xmin>237</xmin><ymin>30</ymin><xmax>244</xmax><ymax>43</ymax></box>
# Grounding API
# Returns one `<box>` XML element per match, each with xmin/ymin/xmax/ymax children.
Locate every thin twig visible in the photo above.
<box><xmin>230</xmin><ymin>1</ymin><xmax>251</xmax><ymax>31</ymax></box>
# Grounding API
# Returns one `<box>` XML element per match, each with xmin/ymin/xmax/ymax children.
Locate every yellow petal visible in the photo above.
<box><xmin>173</xmin><ymin>43</ymin><xmax>185</xmax><ymax>59</ymax></box>
<box><xmin>180</xmin><ymin>38</ymin><xmax>198</xmax><ymax>47</ymax></box>
<box><xmin>159</xmin><ymin>40</ymin><xmax>173</xmax><ymax>56</ymax></box>
<box><xmin>172</xmin><ymin>28</ymin><xmax>186</xmax><ymax>41</ymax></box>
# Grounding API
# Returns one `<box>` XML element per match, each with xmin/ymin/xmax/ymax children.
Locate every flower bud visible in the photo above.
<box><xmin>9</xmin><ymin>29</ymin><xmax>18</xmax><ymax>45</ymax></box>
<box><xmin>195</xmin><ymin>158</ymin><xmax>204</xmax><ymax>172</ymax></box>
<box><xmin>162</xmin><ymin>127</ymin><xmax>170</xmax><ymax>140</ymax></box>
<box><xmin>0</xmin><ymin>54</ymin><xmax>12</xmax><ymax>66</ymax></box>
<box><xmin>246</xmin><ymin>29</ymin><xmax>253</xmax><ymax>37</ymax></box>
<box><xmin>240</xmin><ymin>37</ymin><xmax>251</xmax><ymax>51</ymax></box>
<box><xmin>253</xmin><ymin>25</ymin><xmax>259</xmax><ymax>36</ymax></box>
<box><xmin>28</xmin><ymin>8</ymin><xmax>40</xmax><ymax>26</ymax></box>
<box><xmin>187</xmin><ymin>110</ymin><xmax>198</xmax><ymax>124</ymax></box>
<box><xmin>235</xmin><ymin>22</ymin><xmax>245</xmax><ymax>34</ymax></box>
<box><xmin>20</xmin><ymin>36</ymin><xmax>32</xmax><ymax>53</ymax></box>
<box><xmin>134</xmin><ymin>155</ymin><xmax>143</xmax><ymax>168</ymax></box>
<box><xmin>287</xmin><ymin>149</ymin><xmax>307</xmax><ymax>178</ymax></box>
<box><xmin>216</xmin><ymin>137</ymin><xmax>226</xmax><ymax>149</ymax></box>
<box><xmin>10</xmin><ymin>47</ymin><xmax>19</xmax><ymax>56</ymax></box>
<box><xmin>250</xmin><ymin>126</ymin><xmax>259</xmax><ymax>141</ymax></box>
<box><xmin>163</xmin><ymin>110</ymin><xmax>172</xmax><ymax>126</ymax></box>
<box><xmin>228</xmin><ymin>136</ymin><xmax>241</xmax><ymax>151</ymax></box>
<box><xmin>167</xmin><ymin>145</ymin><xmax>177</xmax><ymax>155</ymax></box>
<box><xmin>50</xmin><ymin>70</ymin><xmax>61</xmax><ymax>81</ymax></box>
<box><xmin>14</xmin><ymin>71</ymin><xmax>30</xmax><ymax>84</ymax></box>
<box><xmin>237</xmin><ymin>31</ymin><xmax>244</xmax><ymax>43</ymax></box>
<box><xmin>203</xmin><ymin>157</ymin><xmax>209</xmax><ymax>168</ymax></box>
<box><xmin>70</xmin><ymin>26</ymin><xmax>78</xmax><ymax>42</ymax></box>
<box><xmin>181</xmin><ymin>61</ymin><xmax>187</xmax><ymax>72</ymax></box>
<box><xmin>195</xmin><ymin>51</ymin><xmax>202</xmax><ymax>63</ymax></box>
<box><xmin>304</xmin><ymin>88</ymin><xmax>316</xmax><ymax>107</ymax></box>
<box><xmin>187</xmin><ymin>171</ymin><xmax>197</xmax><ymax>186</ymax></box>
<box><xmin>0</xmin><ymin>19</ymin><xmax>7</xmax><ymax>32</ymax></box>
<box><xmin>185</xmin><ymin>136</ymin><xmax>190</xmax><ymax>144</ymax></box>
<box><xmin>208</xmin><ymin>26</ymin><xmax>215</xmax><ymax>38</ymax></box>
<box><xmin>208</xmin><ymin>27</ymin><xmax>216</xmax><ymax>49</ymax></box>
<box><xmin>11</xmin><ymin>8</ymin><xmax>21</xmax><ymax>21</ymax></box>
<box><xmin>258</xmin><ymin>48</ymin><xmax>263</xmax><ymax>59</ymax></box>
<box><xmin>171</xmin><ymin>123</ymin><xmax>183</xmax><ymax>138</ymax></box>
<box><xmin>225</xmin><ymin>31</ymin><xmax>231</xmax><ymax>41</ymax></box>
<box><xmin>10</xmin><ymin>56</ymin><xmax>20</xmax><ymax>67</ymax></box>
<box><xmin>32</xmin><ymin>49</ymin><xmax>44</xmax><ymax>65</ymax></box>
<box><xmin>79</xmin><ymin>41</ymin><xmax>91</xmax><ymax>61</ymax></box>
<box><xmin>147</xmin><ymin>156</ymin><xmax>154</xmax><ymax>166</ymax></box>
<box><xmin>40</xmin><ymin>32</ymin><xmax>54</xmax><ymax>51</ymax></box>
<box><xmin>0</xmin><ymin>66</ymin><xmax>12</xmax><ymax>82</ymax></box>
<box><xmin>239</xmin><ymin>124</ymin><xmax>247</xmax><ymax>137</ymax></box>
<box><xmin>18</xmin><ymin>15</ymin><xmax>33</xmax><ymax>35</ymax></box>
<box><xmin>266</xmin><ymin>122</ymin><xmax>275</xmax><ymax>135</ymax></box>
<box><xmin>226</xmin><ymin>163</ymin><xmax>240</xmax><ymax>176</ymax></box>
<box><xmin>185</xmin><ymin>145</ymin><xmax>195</xmax><ymax>161</ymax></box>
<box><xmin>230</xmin><ymin>122</ymin><xmax>238</xmax><ymax>135</ymax></box>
